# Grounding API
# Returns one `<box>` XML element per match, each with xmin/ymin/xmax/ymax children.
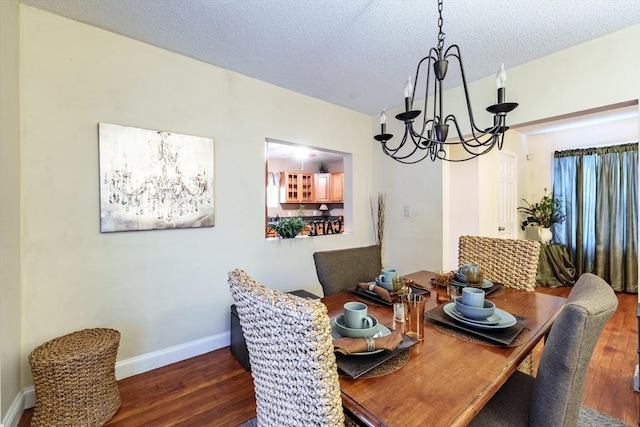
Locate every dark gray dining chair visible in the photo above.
<box><xmin>313</xmin><ymin>245</ymin><xmax>382</xmax><ymax>296</ymax></box>
<box><xmin>468</xmin><ymin>273</ymin><xmax>618</xmax><ymax>427</ymax></box>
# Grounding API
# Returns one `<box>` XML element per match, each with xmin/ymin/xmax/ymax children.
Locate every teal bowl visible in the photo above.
<box><xmin>453</xmin><ymin>297</ymin><xmax>496</xmax><ymax>320</ymax></box>
<box><xmin>334</xmin><ymin>314</ymin><xmax>379</xmax><ymax>338</ymax></box>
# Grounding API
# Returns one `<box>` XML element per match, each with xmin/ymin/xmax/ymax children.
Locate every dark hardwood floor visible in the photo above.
<box><xmin>19</xmin><ymin>287</ymin><xmax>638</xmax><ymax>426</ymax></box>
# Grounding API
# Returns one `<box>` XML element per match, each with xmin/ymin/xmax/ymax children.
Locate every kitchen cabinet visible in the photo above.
<box><xmin>330</xmin><ymin>172</ymin><xmax>344</xmax><ymax>203</ymax></box>
<box><xmin>280</xmin><ymin>171</ymin><xmax>314</xmax><ymax>203</ymax></box>
<box><xmin>314</xmin><ymin>173</ymin><xmax>331</xmax><ymax>203</ymax></box>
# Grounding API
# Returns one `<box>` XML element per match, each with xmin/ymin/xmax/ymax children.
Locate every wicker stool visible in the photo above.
<box><xmin>28</xmin><ymin>328</ymin><xmax>121</xmax><ymax>427</ymax></box>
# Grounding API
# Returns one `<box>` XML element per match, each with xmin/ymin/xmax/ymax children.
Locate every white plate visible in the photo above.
<box><xmin>451</xmin><ymin>278</ymin><xmax>493</xmax><ymax>289</ymax></box>
<box><xmin>449</xmin><ymin>306</ymin><xmax>503</xmax><ymax>325</ymax></box>
<box><xmin>443</xmin><ymin>303</ymin><xmax>517</xmax><ymax>330</ymax></box>
<box><xmin>330</xmin><ymin>320</ymin><xmax>392</xmax><ymax>355</ymax></box>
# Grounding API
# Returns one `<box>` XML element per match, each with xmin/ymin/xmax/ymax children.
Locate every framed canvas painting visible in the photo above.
<box><xmin>98</xmin><ymin>123</ymin><xmax>215</xmax><ymax>232</ymax></box>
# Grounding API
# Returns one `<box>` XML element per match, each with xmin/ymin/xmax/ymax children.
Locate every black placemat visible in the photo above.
<box><xmin>335</xmin><ymin>333</ymin><xmax>419</xmax><ymax>379</ymax></box>
<box><xmin>353</xmin><ymin>285</ymin><xmax>430</xmax><ymax>306</ymax></box>
<box><xmin>424</xmin><ymin>304</ymin><xmax>529</xmax><ymax>346</ymax></box>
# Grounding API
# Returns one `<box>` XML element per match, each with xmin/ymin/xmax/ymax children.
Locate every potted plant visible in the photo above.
<box><xmin>270</xmin><ymin>204</ymin><xmax>307</xmax><ymax>238</ymax></box>
<box><xmin>518</xmin><ymin>189</ymin><xmax>565</xmax><ymax>243</ymax></box>
<box><xmin>318</xmin><ymin>162</ymin><xmax>329</xmax><ymax>173</ymax></box>
<box><xmin>271</xmin><ymin>216</ymin><xmax>305</xmax><ymax>238</ymax></box>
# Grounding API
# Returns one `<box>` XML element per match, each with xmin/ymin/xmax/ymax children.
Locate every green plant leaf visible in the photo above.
<box><xmin>270</xmin><ymin>216</ymin><xmax>306</xmax><ymax>238</ymax></box>
<box><xmin>517</xmin><ymin>189</ymin><xmax>565</xmax><ymax>230</ymax></box>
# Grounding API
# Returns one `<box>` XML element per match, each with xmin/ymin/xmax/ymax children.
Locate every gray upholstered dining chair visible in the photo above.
<box><xmin>313</xmin><ymin>245</ymin><xmax>382</xmax><ymax>296</ymax></box>
<box><xmin>458</xmin><ymin>235</ymin><xmax>541</xmax><ymax>291</ymax></box>
<box><xmin>468</xmin><ymin>273</ymin><xmax>618</xmax><ymax>427</ymax></box>
<box><xmin>228</xmin><ymin>268</ymin><xmax>357</xmax><ymax>427</ymax></box>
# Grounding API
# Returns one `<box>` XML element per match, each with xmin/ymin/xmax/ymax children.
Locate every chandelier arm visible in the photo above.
<box><xmin>383</xmin><ymin>122</ymin><xmax>415</xmax><ymax>155</ymax></box>
<box><xmin>496</xmin><ymin>127</ymin><xmax>507</xmax><ymax>150</ymax></box>
<box><xmin>441</xmin><ymin>115</ymin><xmax>500</xmax><ymax>161</ymax></box>
<box><xmin>422</xmin><ymin>47</ymin><xmax>438</xmax><ymax>129</ymax></box>
<box><xmin>443</xmin><ymin>114</ymin><xmax>503</xmax><ymax>149</ymax></box>
<box><xmin>381</xmin><ymin>124</ymin><xmax>416</xmax><ymax>159</ymax></box>
<box><xmin>412</xmin><ymin>62</ymin><xmax>442</xmax><ymax>150</ymax></box>
<box><xmin>386</xmin><ymin>131</ymin><xmax>431</xmax><ymax>164</ymax></box>
<box><xmin>413</xmin><ymin>50</ymin><xmax>437</xmax><ymax>108</ymax></box>
<box><xmin>444</xmin><ymin>46</ymin><xmax>500</xmax><ymax>136</ymax></box>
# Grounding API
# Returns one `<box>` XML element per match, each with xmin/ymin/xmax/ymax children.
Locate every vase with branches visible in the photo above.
<box><xmin>371</xmin><ymin>193</ymin><xmax>386</xmax><ymax>248</ymax></box>
<box><xmin>518</xmin><ymin>189</ymin><xmax>565</xmax><ymax>231</ymax></box>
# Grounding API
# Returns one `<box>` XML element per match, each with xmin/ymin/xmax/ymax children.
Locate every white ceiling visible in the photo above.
<box><xmin>268</xmin><ymin>141</ymin><xmax>344</xmax><ymax>163</ymax></box>
<box><xmin>20</xmin><ymin>0</ymin><xmax>640</xmax><ymax>116</ymax></box>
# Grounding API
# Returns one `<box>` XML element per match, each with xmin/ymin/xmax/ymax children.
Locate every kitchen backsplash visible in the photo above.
<box><xmin>267</xmin><ymin>203</ymin><xmax>344</xmax><ymax>219</ymax></box>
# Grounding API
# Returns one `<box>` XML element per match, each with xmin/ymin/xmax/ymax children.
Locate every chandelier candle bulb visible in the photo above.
<box><xmin>380</xmin><ymin>109</ymin><xmax>387</xmax><ymax>133</ymax></box>
<box><xmin>496</xmin><ymin>63</ymin><xmax>507</xmax><ymax>88</ymax></box>
<box><xmin>404</xmin><ymin>77</ymin><xmax>414</xmax><ymax>98</ymax></box>
<box><xmin>496</xmin><ymin>63</ymin><xmax>507</xmax><ymax>104</ymax></box>
<box><xmin>404</xmin><ymin>77</ymin><xmax>413</xmax><ymax>111</ymax></box>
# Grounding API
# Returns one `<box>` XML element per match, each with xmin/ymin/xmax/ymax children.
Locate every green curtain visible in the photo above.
<box><xmin>553</xmin><ymin>142</ymin><xmax>638</xmax><ymax>293</ymax></box>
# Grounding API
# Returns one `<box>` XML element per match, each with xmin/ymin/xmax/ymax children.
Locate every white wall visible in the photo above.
<box><xmin>446</xmin><ymin>130</ymin><xmax>528</xmax><ymax>269</ymax></box>
<box><xmin>396</xmin><ymin>24</ymin><xmax>640</xmax><ymax>270</ymax></box>
<box><xmin>0</xmin><ymin>0</ymin><xmax>22</xmax><ymax>421</ymax></box>
<box><xmin>524</xmin><ymin>115</ymin><xmax>638</xmax><ymax>203</ymax></box>
<box><xmin>18</xmin><ymin>6</ymin><xmax>374</xmax><ymax>386</ymax></box>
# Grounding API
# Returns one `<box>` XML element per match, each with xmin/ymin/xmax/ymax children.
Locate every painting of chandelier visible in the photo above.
<box><xmin>99</xmin><ymin>123</ymin><xmax>214</xmax><ymax>232</ymax></box>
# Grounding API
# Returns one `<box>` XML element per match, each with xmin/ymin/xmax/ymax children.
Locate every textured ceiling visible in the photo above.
<box><xmin>19</xmin><ymin>0</ymin><xmax>640</xmax><ymax>115</ymax></box>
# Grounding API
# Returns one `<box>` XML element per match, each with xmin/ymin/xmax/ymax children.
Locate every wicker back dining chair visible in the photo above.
<box><xmin>229</xmin><ymin>268</ymin><xmax>354</xmax><ymax>427</ymax></box>
<box><xmin>313</xmin><ymin>245</ymin><xmax>382</xmax><ymax>296</ymax></box>
<box><xmin>468</xmin><ymin>273</ymin><xmax>618</xmax><ymax>427</ymax></box>
<box><xmin>458</xmin><ymin>235</ymin><xmax>541</xmax><ymax>291</ymax></box>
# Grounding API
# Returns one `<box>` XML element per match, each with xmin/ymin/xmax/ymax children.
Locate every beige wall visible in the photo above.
<box><xmin>18</xmin><ymin>5</ymin><xmax>373</xmax><ymax>385</ymax></box>
<box><xmin>0</xmin><ymin>0</ymin><xmax>22</xmax><ymax>420</ymax></box>
<box><xmin>371</xmin><ymin>101</ymin><xmax>444</xmax><ymax>273</ymax></box>
<box><xmin>4</xmin><ymin>5</ymin><xmax>640</xmax><ymax>418</ymax></box>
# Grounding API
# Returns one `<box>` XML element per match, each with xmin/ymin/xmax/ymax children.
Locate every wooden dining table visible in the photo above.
<box><xmin>322</xmin><ymin>270</ymin><xmax>567</xmax><ymax>427</ymax></box>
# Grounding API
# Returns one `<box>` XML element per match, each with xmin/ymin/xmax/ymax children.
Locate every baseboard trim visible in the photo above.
<box><xmin>114</xmin><ymin>331</ymin><xmax>230</xmax><ymax>380</ymax></box>
<box><xmin>21</xmin><ymin>331</ymin><xmax>230</xmax><ymax>410</ymax></box>
<box><xmin>1</xmin><ymin>390</ymin><xmax>25</xmax><ymax>427</ymax></box>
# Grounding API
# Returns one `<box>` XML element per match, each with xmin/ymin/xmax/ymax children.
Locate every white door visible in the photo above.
<box><xmin>497</xmin><ymin>151</ymin><xmax>517</xmax><ymax>239</ymax></box>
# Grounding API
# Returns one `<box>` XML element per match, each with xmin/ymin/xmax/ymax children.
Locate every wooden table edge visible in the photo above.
<box><xmin>341</xmin><ymin>392</ymin><xmax>387</xmax><ymax>427</ymax></box>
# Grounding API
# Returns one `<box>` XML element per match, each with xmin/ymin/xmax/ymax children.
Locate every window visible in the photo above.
<box><xmin>265</xmin><ymin>139</ymin><xmax>349</xmax><ymax>239</ymax></box>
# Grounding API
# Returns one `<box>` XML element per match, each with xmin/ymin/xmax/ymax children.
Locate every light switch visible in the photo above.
<box><xmin>403</xmin><ymin>205</ymin><xmax>411</xmax><ymax>217</ymax></box>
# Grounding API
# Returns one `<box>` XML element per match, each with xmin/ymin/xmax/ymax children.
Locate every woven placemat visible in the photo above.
<box><xmin>339</xmin><ymin>350</ymin><xmax>410</xmax><ymax>379</ymax></box>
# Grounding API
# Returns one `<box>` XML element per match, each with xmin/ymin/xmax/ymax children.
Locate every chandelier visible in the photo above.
<box><xmin>374</xmin><ymin>0</ymin><xmax>518</xmax><ymax>163</ymax></box>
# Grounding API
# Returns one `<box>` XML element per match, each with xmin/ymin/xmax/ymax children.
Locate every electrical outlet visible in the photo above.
<box><xmin>403</xmin><ymin>205</ymin><xmax>411</xmax><ymax>217</ymax></box>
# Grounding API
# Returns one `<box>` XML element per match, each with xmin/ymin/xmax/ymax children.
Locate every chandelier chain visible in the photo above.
<box><xmin>437</xmin><ymin>0</ymin><xmax>445</xmax><ymax>51</ymax></box>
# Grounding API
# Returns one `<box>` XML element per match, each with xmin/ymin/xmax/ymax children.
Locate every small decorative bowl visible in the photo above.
<box><xmin>334</xmin><ymin>314</ymin><xmax>379</xmax><ymax>338</ymax></box>
<box><xmin>453</xmin><ymin>297</ymin><xmax>496</xmax><ymax>320</ymax></box>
